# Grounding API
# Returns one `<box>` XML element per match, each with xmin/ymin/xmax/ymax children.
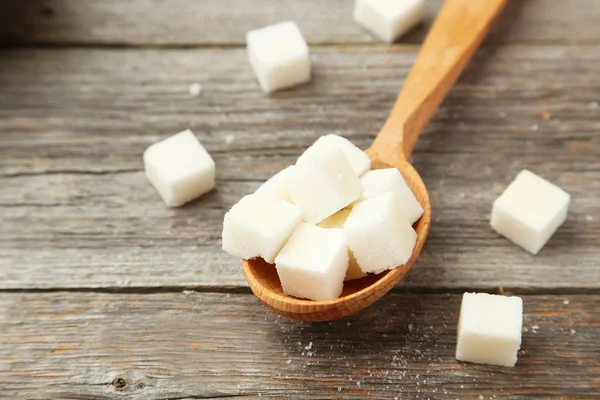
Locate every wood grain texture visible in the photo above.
<box><xmin>1</xmin><ymin>45</ymin><xmax>599</xmax><ymax>290</ymax></box>
<box><xmin>0</xmin><ymin>292</ymin><xmax>598</xmax><ymax>399</ymax></box>
<box><xmin>1</xmin><ymin>1</ymin><xmax>598</xmax><ymax>398</ymax></box>
<box><xmin>1</xmin><ymin>0</ymin><xmax>600</xmax><ymax>46</ymax></box>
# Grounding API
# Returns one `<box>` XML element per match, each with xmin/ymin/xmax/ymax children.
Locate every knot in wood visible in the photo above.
<box><xmin>112</xmin><ymin>377</ymin><xmax>128</xmax><ymax>390</ymax></box>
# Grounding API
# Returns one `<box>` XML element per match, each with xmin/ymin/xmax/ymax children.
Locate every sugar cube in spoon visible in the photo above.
<box><xmin>289</xmin><ymin>146</ymin><xmax>361</xmax><ymax>223</ymax></box>
<box><xmin>318</xmin><ymin>209</ymin><xmax>367</xmax><ymax>281</ymax></box>
<box><xmin>360</xmin><ymin>168</ymin><xmax>424</xmax><ymax>224</ymax></box>
<box><xmin>222</xmin><ymin>194</ymin><xmax>302</xmax><ymax>263</ymax></box>
<box><xmin>275</xmin><ymin>223</ymin><xmax>349</xmax><ymax>301</ymax></box>
<box><xmin>345</xmin><ymin>191</ymin><xmax>417</xmax><ymax>274</ymax></box>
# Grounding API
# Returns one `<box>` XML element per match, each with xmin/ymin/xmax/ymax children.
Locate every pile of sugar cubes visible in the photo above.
<box><xmin>222</xmin><ymin>134</ymin><xmax>423</xmax><ymax>301</ymax></box>
<box><xmin>246</xmin><ymin>0</ymin><xmax>425</xmax><ymax>93</ymax></box>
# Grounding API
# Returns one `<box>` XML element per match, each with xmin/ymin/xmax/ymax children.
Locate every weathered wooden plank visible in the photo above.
<box><xmin>0</xmin><ymin>45</ymin><xmax>599</xmax><ymax>290</ymax></box>
<box><xmin>0</xmin><ymin>292</ymin><xmax>597</xmax><ymax>399</ymax></box>
<box><xmin>1</xmin><ymin>0</ymin><xmax>599</xmax><ymax>46</ymax></box>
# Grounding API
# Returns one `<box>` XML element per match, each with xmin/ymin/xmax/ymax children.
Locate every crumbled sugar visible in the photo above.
<box><xmin>225</xmin><ymin>134</ymin><xmax>235</xmax><ymax>144</ymax></box>
<box><xmin>189</xmin><ymin>82</ymin><xmax>202</xmax><ymax>96</ymax></box>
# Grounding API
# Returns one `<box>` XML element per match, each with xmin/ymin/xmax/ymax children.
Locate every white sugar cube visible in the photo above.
<box><xmin>360</xmin><ymin>168</ymin><xmax>424</xmax><ymax>224</ymax></box>
<box><xmin>456</xmin><ymin>293</ymin><xmax>523</xmax><ymax>367</ymax></box>
<box><xmin>298</xmin><ymin>134</ymin><xmax>371</xmax><ymax>176</ymax></box>
<box><xmin>246</xmin><ymin>21</ymin><xmax>311</xmax><ymax>93</ymax></box>
<box><xmin>255</xmin><ymin>166</ymin><xmax>296</xmax><ymax>203</ymax></box>
<box><xmin>344</xmin><ymin>191</ymin><xmax>417</xmax><ymax>274</ymax></box>
<box><xmin>318</xmin><ymin>209</ymin><xmax>367</xmax><ymax>281</ymax></box>
<box><xmin>222</xmin><ymin>194</ymin><xmax>302</xmax><ymax>263</ymax></box>
<box><xmin>289</xmin><ymin>147</ymin><xmax>361</xmax><ymax>223</ymax></box>
<box><xmin>353</xmin><ymin>0</ymin><xmax>424</xmax><ymax>42</ymax></box>
<box><xmin>275</xmin><ymin>223</ymin><xmax>348</xmax><ymax>301</ymax></box>
<box><xmin>491</xmin><ymin>170</ymin><xmax>570</xmax><ymax>254</ymax></box>
<box><xmin>143</xmin><ymin>129</ymin><xmax>215</xmax><ymax>207</ymax></box>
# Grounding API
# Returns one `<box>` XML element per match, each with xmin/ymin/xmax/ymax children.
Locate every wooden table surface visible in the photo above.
<box><xmin>1</xmin><ymin>1</ymin><xmax>599</xmax><ymax>399</ymax></box>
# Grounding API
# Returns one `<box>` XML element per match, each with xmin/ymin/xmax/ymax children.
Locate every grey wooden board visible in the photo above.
<box><xmin>1</xmin><ymin>45</ymin><xmax>599</xmax><ymax>290</ymax></box>
<box><xmin>0</xmin><ymin>292</ymin><xmax>598</xmax><ymax>399</ymax></box>
<box><xmin>1</xmin><ymin>0</ymin><xmax>600</xmax><ymax>46</ymax></box>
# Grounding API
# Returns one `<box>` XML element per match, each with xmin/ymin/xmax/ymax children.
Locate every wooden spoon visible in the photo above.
<box><xmin>242</xmin><ymin>0</ymin><xmax>508</xmax><ymax>321</ymax></box>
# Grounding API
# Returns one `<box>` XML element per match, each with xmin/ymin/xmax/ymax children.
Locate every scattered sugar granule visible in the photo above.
<box><xmin>189</xmin><ymin>83</ymin><xmax>202</xmax><ymax>96</ymax></box>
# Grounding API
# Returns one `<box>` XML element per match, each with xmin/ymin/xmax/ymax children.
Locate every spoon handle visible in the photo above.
<box><xmin>371</xmin><ymin>0</ymin><xmax>507</xmax><ymax>164</ymax></box>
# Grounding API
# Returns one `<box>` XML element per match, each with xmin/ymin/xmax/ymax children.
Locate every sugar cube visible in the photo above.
<box><xmin>222</xmin><ymin>194</ymin><xmax>302</xmax><ymax>263</ymax></box>
<box><xmin>353</xmin><ymin>0</ymin><xmax>424</xmax><ymax>43</ymax></box>
<box><xmin>491</xmin><ymin>170</ymin><xmax>570</xmax><ymax>254</ymax></box>
<box><xmin>297</xmin><ymin>134</ymin><xmax>371</xmax><ymax>176</ymax></box>
<box><xmin>456</xmin><ymin>293</ymin><xmax>523</xmax><ymax>367</ymax></box>
<box><xmin>246</xmin><ymin>21</ymin><xmax>310</xmax><ymax>93</ymax></box>
<box><xmin>255</xmin><ymin>165</ymin><xmax>296</xmax><ymax>203</ymax></box>
<box><xmin>143</xmin><ymin>129</ymin><xmax>215</xmax><ymax>207</ymax></box>
<box><xmin>275</xmin><ymin>223</ymin><xmax>349</xmax><ymax>301</ymax></box>
<box><xmin>360</xmin><ymin>168</ymin><xmax>424</xmax><ymax>224</ymax></box>
<box><xmin>289</xmin><ymin>147</ymin><xmax>361</xmax><ymax>223</ymax></box>
<box><xmin>318</xmin><ymin>209</ymin><xmax>367</xmax><ymax>281</ymax></box>
<box><xmin>344</xmin><ymin>191</ymin><xmax>417</xmax><ymax>274</ymax></box>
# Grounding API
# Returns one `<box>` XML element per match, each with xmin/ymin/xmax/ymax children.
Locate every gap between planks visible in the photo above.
<box><xmin>1</xmin><ymin>285</ymin><xmax>599</xmax><ymax>296</ymax></box>
<box><xmin>4</xmin><ymin>41</ymin><xmax>600</xmax><ymax>51</ymax></box>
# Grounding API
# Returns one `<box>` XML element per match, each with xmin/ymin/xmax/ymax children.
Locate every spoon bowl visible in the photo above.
<box><xmin>243</xmin><ymin>155</ymin><xmax>430</xmax><ymax>321</ymax></box>
<box><xmin>242</xmin><ymin>0</ymin><xmax>508</xmax><ymax>321</ymax></box>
